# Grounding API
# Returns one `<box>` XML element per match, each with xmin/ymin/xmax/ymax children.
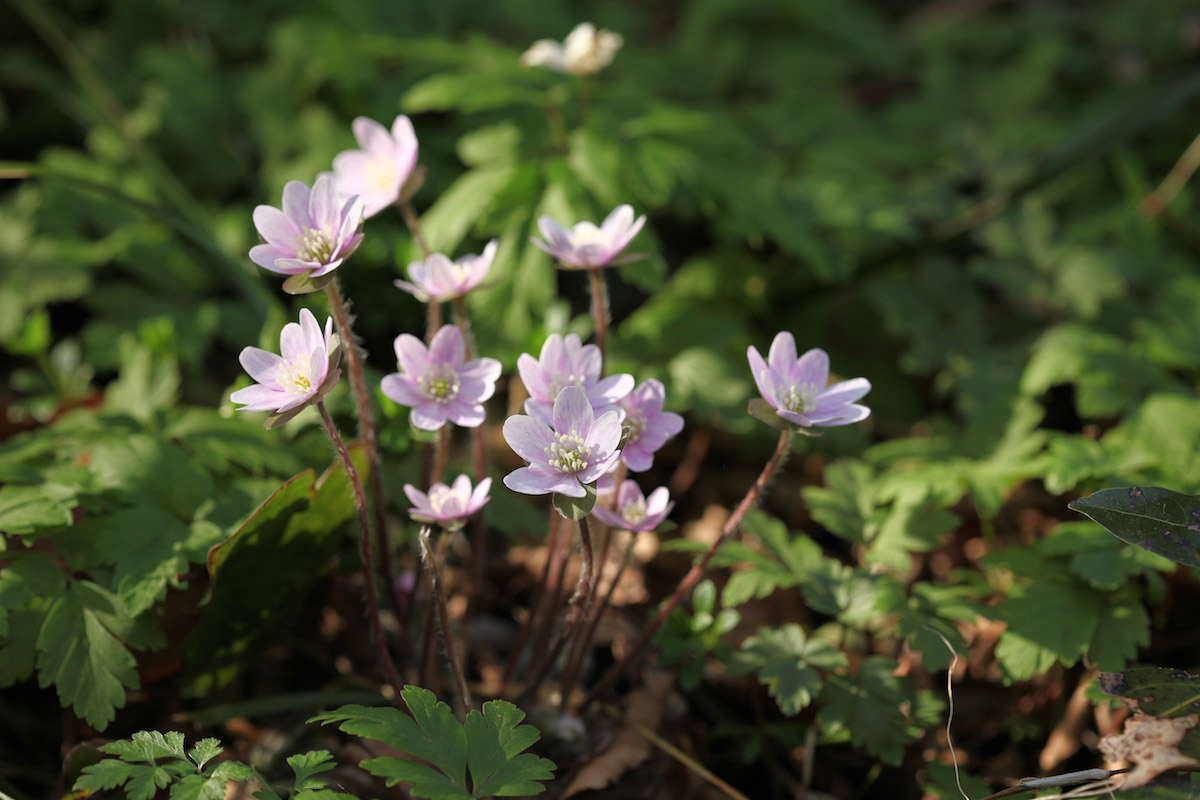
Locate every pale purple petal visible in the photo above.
<box><xmin>470</xmin><ymin>477</ymin><xmax>492</xmax><ymax>508</ymax></box>
<box><xmin>592</xmin><ymin>373</ymin><xmax>634</xmax><ymax>405</ymax></box>
<box><xmin>504</xmin><ymin>414</ymin><xmax>556</xmax><ymax>463</ymax></box>
<box><xmin>380</xmin><ymin>373</ymin><xmax>424</xmax><ymax>406</ymax></box>
<box><xmin>552</xmin><ymin>385</ymin><xmax>595</xmax><ymax>435</ymax></box>
<box><xmin>404</xmin><ymin>484</ymin><xmax>430</xmax><ymax>509</ymax></box>
<box><xmin>353</xmin><ymin>116</ymin><xmax>392</xmax><ymax>155</ymax></box>
<box><xmin>230</xmin><ymin>383</ymin><xmax>288</xmax><ymax>412</ymax></box>
<box><xmin>504</xmin><ymin>467</ymin><xmax>583</xmax><ymax>497</ymax></box>
<box><xmin>411</xmin><ymin>402</ymin><xmax>448</xmax><ymax>431</ymax></box>
<box><xmin>517</xmin><ymin>353</ymin><xmax>550</xmax><ymax>400</ymax></box>
<box><xmin>394</xmin><ymin>334</ymin><xmax>430</xmax><ymax>376</ymax></box>
<box><xmin>587</xmin><ymin>409</ymin><xmax>623</xmax><ymax>456</ymax></box>
<box><xmin>645</xmin><ymin>486</ymin><xmax>671</xmax><ymax>516</ymax></box>
<box><xmin>238</xmin><ymin>347</ymin><xmax>282</xmax><ymax>383</ymax></box>
<box><xmin>280</xmin><ymin>181</ymin><xmax>312</xmax><ymax>226</ymax></box>
<box><xmin>591</xmin><ymin>505</ymin><xmax>625</xmax><ymax>528</ymax></box>
<box><xmin>428</xmin><ymin>325</ymin><xmax>464</xmax><ymax>367</ymax></box>
<box><xmin>813</xmin><ymin>378</ymin><xmax>872</xmax><ymax>411</ymax></box>
<box><xmin>252</xmin><ymin>205</ymin><xmax>300</xmax><ymax>246</ymax></box>
<box><xmin>794</xmin><ymin>347</ymin><xmax>830</xmax><ymax>388</ymax></box>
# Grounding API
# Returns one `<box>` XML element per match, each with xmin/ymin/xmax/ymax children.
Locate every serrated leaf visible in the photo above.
<box><xmin>1070</xmin><ymin>486</ymin><xmax>1200</xmax><ymax>568</ymax></box>
<box><xmin>0</xmin><ymin>483</ymin><xmax>74</xmax><ymax>535</ymax></box>
<box><xmin>727</xmin><ymin>624</ymin><xmax>847</xmax><ymax>715</ymax></box>
<box><xmin>171</xmin><ymin>770</ymin><xmax>235</xmax><ymax>800</ymax></box>
<box><xmin>35</xmin><ymin>581</ymin><xmax>141</xmax><ymax>730</ymax></box>
<box><xmin>287</xmin><ymin>750</ymin><xmax>338</xmax><ymax>791</ymax></box>
<box><xmin>188</xmin><ymin>739</ymin><xmax>223</xmax><ymax>770</ymax></box>
<box><xmin>994</xmin><ymin>581</ymin><xmax>1101</xmax><ymax>681</ymax></box>
<box><xmin>312</xmin><ymin>691</ymin><xmax>467</xmax><ymax>794</ymax></box>
<box><xmin>865</xmin><ymin>504</ymin><xmax>959</xmax><ymax>571</ymax></box>
<box><xmin>74</xmin><ymin>757</ymin><xmax>137</xmax><ymax>793</ymax></box>
<box><xmin>817</xmin><ymin>657</ymin><xmax>914</xmax><ymax>765</ymax></box>
<box><xmin>464</xmin><ymin>700</ymin><xmax>555</xmax><ymax>797</ymax></box>
<box><xmin>1090</xmin><ymin>592</ymin><xmax>1150</xmax><ymax>671</ymax></box>
<box><xmin>801</xmin><ymin>461</ymin><xmax>876</xmax><ymax>544</ymax></box>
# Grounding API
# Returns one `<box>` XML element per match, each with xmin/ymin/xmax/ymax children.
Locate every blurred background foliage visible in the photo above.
<box><xmin>6</xmin><ymin>0</ymin><xmax>1200</xmax><ymax>797</ymax></box>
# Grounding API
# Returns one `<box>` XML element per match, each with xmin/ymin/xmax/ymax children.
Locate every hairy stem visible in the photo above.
<box><xmin>317</xmin><ymin>401</ymin><xmax>403</xmax><ymax>698</ymax></box>
<box><xmin>579</xmin><ymin>428</ymin><xmax>795</xmax><ymax>711</ymax></box>
<box><xmin>519</xmin><ymin>513</ymin><xmax>595</xmax><ymax>706</ymax></box>
<box><xmin>587</xmin><ymin>266</ymin><xmax>609</xmax><ymax>367</ymax></box>
<box><xmin>499</xmin><ymin>508</ymin><xmax>561</xmax><ymax>693</ymax></box>
<box><xmin>324</xmin><ymin>279</ymin><xmax>397</xmax><ymax>619</ymax></box>
<box><xmin>560</xmin><ymin>530</ymin><xmax>636</xmax><ymax>703</ymax></box>
<box><xmin>452</xmin><ymin>294</ymin><xmax>491</xmax><ymax>597</ymax></box>
<box><xmin>418</xmin><ymin>526</ymin><xmax>473</xmax><ymax>716</ymax></box>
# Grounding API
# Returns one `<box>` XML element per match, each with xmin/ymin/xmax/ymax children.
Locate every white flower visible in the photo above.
<box><xmin>520</xmin><ymin>23</ymin><xmax>622</xmax><ymax>76</ymax></box>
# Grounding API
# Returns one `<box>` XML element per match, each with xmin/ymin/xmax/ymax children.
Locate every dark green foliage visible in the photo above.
<box><xmin>1071</xmin><ymin>486</ymin><xmax>1200</xmax><ymax>568</ymax></box>
<box><xmin>312</xmin><ymin>686</ymin><xmax>555</xmax><ymax>799</ymax></box>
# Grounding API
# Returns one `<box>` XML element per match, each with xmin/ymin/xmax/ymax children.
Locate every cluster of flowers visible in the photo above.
<box><xmin>231</xmin><ymin>105</ymin><xmax>872</xmax><ymax>536</ymax></box>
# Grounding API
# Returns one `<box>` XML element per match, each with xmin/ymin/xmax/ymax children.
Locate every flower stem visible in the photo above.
<box><xmin>578</xmin><ymin>428</ymin><xmax>795</xmax><ymax>712</ymax></box>
<box><xmin>519</xmin><ymin>513</ymin><xmax>595</xmax><ymax>705</ymax></box>
<box><xmin>560</xmin><ymin>530</ymin><xmax>635</xmax><ymax>704</ymax></box>
<box><xmin>499</xmin><ymin>508</ymin><xmax>561</xmax><ymax>693</ymax></box>
<box><xmin>452</xmin><ymin>295</ymin><xmax>491</xmax><ymax>597</ymax></box>
<box><xmin>399</xmin><ymin>198</ymin><xmax>431</xmax><ymax>259</ymax></box>
<box><xmin>587</xmin><ymin>266</ymin><xmax>609</xmax><ymax>367</ymax></box>
<box><xmin>323</xmin><ymin>279</ymin><xmax>396</xmax><ymax>610</ymax></box>
<box><xmin>418</xmin><ymin>526</ymin><xmax>473</xmax><ymax>716</ymax></box>
<box><xmin>317</xmin><ymin>401</ymin><xmax>403</xmax><ymax>698</ymax></box>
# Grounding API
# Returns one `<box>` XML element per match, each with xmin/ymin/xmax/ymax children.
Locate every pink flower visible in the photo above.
<box><xmin>531</xmin><ymin>205</ymin><xmax>645</xmax><ymax>269</ymax></box>
<box><xmin>616</xmin><ymin>379</ymin><xmax>684</xmax><ymax>472</ymax></box>
<box><xmin>381</xmin><ymin>325</ymin><xmax>501</xmax><ymax>431</ymax></box>
<box><xmin>592</xmin><ymin>480</ymin><xmax>673</xmax><ymax>532</ymax></box>
<box><xmin>404</xmin><ymin>475</ymin><xmax>491</xmax><ymax>531</ymax></box>
<box><xmin>747</xmin><ymin>333</ymin><xmax>871</xmax><ymax>428</ymax></box>
<box><xmin>517</xmin><ymin>333</ymin><xmax>633</xmax><ymax>424</ymax></box>
<box><xmin>230</xmin><ymin>308</ymin><xmax>341</xmax><ymax>429</ymax></box>
<box><xmin>249</xmin><ymin>175</ymin><xmax>364</xmax><ymax>280</ymax></box>
<box><xmin>503</xmin><ymin>385</ymin><xmax>623</xmax><ymax>498</ymax></box>
<box><xmin>395</xmin><ymin>240</ymin><xmax>497</xmax><ymax>303</ymax></box>
<box><xmin>332</xmin><ymin>115</ymin><xmax>419</xmax><ymax>219</ymax></box>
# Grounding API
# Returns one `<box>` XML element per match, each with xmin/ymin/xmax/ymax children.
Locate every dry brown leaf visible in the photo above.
<box><xmin>1099</xmin><ymin>713</ymin><xmax>1200</xmax><ymax>788</ymax></box>
<box><xmin>563</xmin><ymin>673</ymin><xmax>675</xmax><ymax>797</ymax></box>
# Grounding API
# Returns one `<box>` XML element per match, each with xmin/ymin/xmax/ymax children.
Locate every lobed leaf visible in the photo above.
<box><xmin>465</xmin><ymin>700</ymin><xmax>555</xmax><ymax>797</ymax></box>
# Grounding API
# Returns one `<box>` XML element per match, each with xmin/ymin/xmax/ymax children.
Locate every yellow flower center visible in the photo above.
<box><xmin>624</xmin><ymin>408</ymin><xmax>646</xmax><ymax>443</ymax></box>
<box><xmin>570</xmin><ymin>223</ymin><xmax>606</xmax><ymax>247</ymax></box>
<box><xmin>545</xmin><ymin>432</ymin><xmax>590</xmax><ymax>474</ymax></box>
<box><xmin>367</xmin><ymin>162</ymin><xmax>397</xmax><ymax>195</ymax></box>
<box><xmin>547</xmin><ymin>371</ymin><xmax>586</xmax><ymax>398</ymax></box>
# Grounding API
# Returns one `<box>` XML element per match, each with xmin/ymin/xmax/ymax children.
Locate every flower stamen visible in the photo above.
<box><xmin>545</xmin><ymin>431</ymin><xmax>591</xmax><ymax>474</ymax></box>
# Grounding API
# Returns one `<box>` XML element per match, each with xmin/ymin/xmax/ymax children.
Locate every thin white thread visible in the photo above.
<box><xmin>926</xmin><ymin>626</ymin><xmax>970</xmax><ymax>800</ymax></box>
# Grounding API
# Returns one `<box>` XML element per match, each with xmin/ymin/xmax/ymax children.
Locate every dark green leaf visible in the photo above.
<box><xmin>727</xmin><ymin>624</ymin><xmax>847</xmax><ymax>715</ymax></box>
<box><xmin>1070</xmin><ymin>486</ymin><xmax>1200</xmax><ymax>568</ymax></box>
<box><xmin>464</xmin><ymin>700</ymin><xmax>555</xmax><ymax>797</ymax></box>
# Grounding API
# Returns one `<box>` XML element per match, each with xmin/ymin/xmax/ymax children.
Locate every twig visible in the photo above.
<box><xmin>1143</xmin><ymin>129</ymin><xmax>1200</xmax><ymax>218</ymax></box>
<box><xmin>979</xmin><ymin>769</ymin><xmax>1129</xmax><ymax>800</ymax></box>
<box><xmin>601</xmin><ymin>705</ymin><xmax>753</xmax><ymax>800</ymax></box>
<box><xmin>579</xmin><ymin>428</ymin><xmax>794</xmax><ymax>712</ymax></box>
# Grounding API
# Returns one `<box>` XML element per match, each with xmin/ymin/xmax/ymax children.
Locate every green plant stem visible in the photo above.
<box><xmin>317</xmin><ymin>401</ymin><xmax>403</xmax><ymax>698</ymax></box>
<box><xmin>578</xmin><ymin>428</ymin><xmax>795</xmax><ymax>712</ymax></box>
<box><xmin>418</xmin><ymin>526</ymin><xmax>473</xmax><ymax>716</ymax></box>
<box><xmin>324</xmin><ymin>279</ymin><xmax>398</xmax><ymax>618</ymax></box>
<box><xmin>400</xmin><ymin>198</ymin><xmax>432</xmax><ymax>259</ymax></box>
<box><xmin>519</xmin><ymin>513</ymin><xmax>595</xmax><ymax>706</ymax></box>
<box><xmin>587</xmin><ymin>267</ymin><xmax>609</xmax><ymax>367</ymax></box>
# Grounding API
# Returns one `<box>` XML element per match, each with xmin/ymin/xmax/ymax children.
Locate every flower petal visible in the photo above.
<box><xmin>552</xmin><ymin>385</ymin><xmax>595</xmax><ymax>435</ymax></box>
<box><xmin>504</xmin><ymin>414</ymin><xmax>556</xmax><ymax>463</ymax></box>
<box><xmin>393</xmin><ymin>333</ymin><xmax>430</xmax><ymax>376</ymax></box>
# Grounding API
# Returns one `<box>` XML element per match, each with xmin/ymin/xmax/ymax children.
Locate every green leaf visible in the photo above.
<box><xmin>1070</xmin><ymin>486</ymin><xmax>1200</xmax><ymax>568</ymax></box>
<box><xmin>313</xmin><ymin>688</ymin><xmax>553</xmax><ymax>799</ymax></box>
<box><xmin>287</xmin><ymin>750</ymin><xmax>338</xmax><ymax>792</ymax></box>
<box><xmin>188</xmin><ymin>739</ymin><xmax>223</xmax><ymax>771</ymax></box>
<box><xmin>727</xmin><ymin>624</ymin><xmax>847</xmax><ymax>715</ymax></box>
<box><xmin>88</xmin><ymin>436</ymin><xmax>214</xmax><ymax>520</ymax></box>
<box><xmin>1089</xmin><ymin>591</ymin><xmax>1150</xmax><ymax>671</ymax></box>
<box><xmin>802</xmin><ymin>461</ymin><xmax>876</xmax><ymax>544</ymax></box>
<box><xmin>35</xmin><ymin>581</ymin><xmax>142</xmax><ymax>730</ymax></box>
<box><xmin>188</xmin><ymin>448</ymin><xmax>364</xmax><ymax>672</ymax></box>
<box><xmin>103</xmin><ymin>330</ymin><xmax>180</xmax><ymax>421</ymax></box>
<box><xmin>464</xmin><ymin>700</ymin><xmax>555</xmax><ymax>797</ymax></box>
<box><xmin>0</xmin><ymin>483</ymin><xmax>74</xmax><ymax>535</ymax></box>
<box><xmin>994</xmin><ymin>581</ymin><xmax>1101</xmax><ymax>681</ymax></box>
<box><xmin>419</xmin><ymin>165</ymin><xmax>518</xmax><ymax>256</ymax></box>
<box><xmin>1100</xmin><ymin>667</ymin><xmax>1200</xmax><ymax>719</ymax></box>
<box><xmin>312</xmin><ymin>693</ymin><xmax>467</xmax><ymax>795</ymax></box>
<box><xmin>817</xmin><ymin>657</ymin><xmax>915</xmax><ymax>765</ymax></box>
